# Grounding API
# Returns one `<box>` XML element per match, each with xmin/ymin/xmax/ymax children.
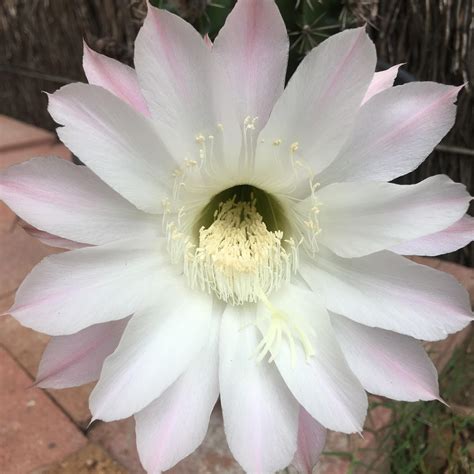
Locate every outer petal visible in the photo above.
<box><xmin>212</xmin><ymin>0</ymin><xmax>289</xmax><ymax>132</ymax></box>
<box><xmin>134</xmin><ymin>305</ymin><xmax>221</xmax><ymax>473</ymax></box>
<box><xmin>292</xmin><ymin>407</ymin><xmax>327</xmax><ymax>474</ymax></box>
<box><xmin>300</xmin><ymin>249</ymin><xmax>473</xmax><ymax>341</ymax></box>
<box><xmin>134</xmin><ymin>5</ymin><xmax>218</xmax><ymax>162</ymax></box>
<box><xmin>90</xmin><ymin>287</ymin><xmax>213</xmax><ymax>421</ymax></box>
<box><xmin>260</xmin><ymin>284</ymin><xmax>368</xmax><ymax>433</ymax></box>
<box><xmin>36</xmin><ymin>318</ymin><xmax>128</xmax><ymax>389</ymax></box>
<box><xmin>8</xmin><ymin>239</ymin><xmax>167</xmax><ymax>335</ymax></box>
<box><xmin>0</xmin><ymin>157</ymin><xmax>159</xmax><ymax>246</ymax></box>
<box><xmin>256</xmin><ymin>27</ymin><xmax>375</xmax><ymax>176</ymax></box>
<box><xmin>331</xmin><ymin>314</ymin><xmax>440</xmax><ymax>401</ymax></box>
<box><xmin>390</xmin><ymin>215</ymin><xmax>474</xmax><ymax>256</ymax></box>
<box><xmin>21</xmin><ymin>225</ymin><xmax>87</xmax><ymax>250</ymax></box>
<box><xmin>362</xmin><ymin>64</ymin><xmax>401</xmax><ymax>104</ymax></box>
<box><xmin>83</xmin><ymin>42</ymin><xmax>149</xmax><ymax>115</ymax></box>
<box><xmin>48</xmin><ymin>83</ymin><xmax>175</xmax><ymax>213</ymax></box>
<box><xmin>219</xmin><ymin>304</ymin><xmax>298</xmax><ymax>473</ymax></box>
<box><xmin>313</xmin><ymin>175</ymin><xmax>470</xmax><ymax>257</ymax></box>
<box><xmin>317</xmin><ymin>82</ymin><xmax>461</xmax><ymax>185</ymax></box>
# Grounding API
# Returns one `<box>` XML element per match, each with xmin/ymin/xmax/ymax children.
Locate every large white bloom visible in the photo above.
<box><xmin>1</xmin><ymin>1</ymin><xmax>473</xmax><ymax>472</ymax></box>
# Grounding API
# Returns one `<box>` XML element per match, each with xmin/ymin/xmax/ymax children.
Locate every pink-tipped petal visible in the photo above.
<box><xmin>90</xmin><ymin>286</ymin><xmax>213</xmax><ymax>422</ymax></box>
<box><xmin>36</xmin><ymin>318</ymin><xmax>128</xmax><ymax>389</ymax></box>
<box><xmin>219</xmin><ymin>304</ymin><xmax>299</xmax><ymax>473</ymax></box>
<box><xmin>391</xmin><ymin>215</ymin><xmax>474</xmax><ymax>256</ymax></box>
<box><xmin>313</xmin><ymin>175</ymin><xmax>470</xmax><ymax>258</ymax></box>
<box><xmin>83</xmin><ymin>42</ymin><xmax>149</xmax><ymax>115</ymax></box>
<box><xmin>9</xmin><ymin>238</ymin><xmax>168</xmax><ymax>335</ymax></box>
<box><xmin>135</xmin><ymin>310</ymin><xmax>221</xmax><ymax>472</ymax></box>
<box><xmin>257</xmin><ymin>27</ymin><xmax>376</xmax><ymax>177</ymax></box>
<box><xmin>134</xmin><ymin>5</ymin><xmax>219</xmax><ymax>162</ymax></box>
<box><xmin>212</xmin><ymin>0</ymin><xmax>289</xmax><ymax>132</ymax></box>
<box><xmin>300</xmin><ymin>248</ymin><xmax>473</xmax><ymax>341</ymax></box>
<box><xmin>260</xmin><ymin>284</ymin><xmax>368</xmax><ymax>434</ymax></box>
<box><xmin>362</xmin><ymin>64</ymin><xmax>401</xmax><ymax>104</ymax></box>
<box><xmin>292</xmin><ymin>408</ymin><xmax>327</xmax><ymax>474</ymax></box>
<box><xmin>48</xmin><ymin>84</ymin><xmax>175</xmax><ymax>213</ymax></box>
<box><xmin>331</xmin><ymin>314</ymin><xmax>440</xmax><ymax>401</ymax></box>
<box><xmin>0</xmin><ymin>157</ymin><xmax>159</xmax><ymax>246</ymax></box>
<box><xmin>203</xmin><ymin>33</ymin><xmax>212</xmax><ymax>49</ymax></box>
<box><xmin>318</xmin><ymin>82</ymin><xmax>462</xmax><ymax>185</ymax></box>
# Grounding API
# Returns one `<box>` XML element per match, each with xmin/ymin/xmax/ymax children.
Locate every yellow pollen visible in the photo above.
<box><xmin>272</xmin><ymin>139</ymin><xmax>283</xmax><ymax>146</ymax></box>
<box><xmin>183</xmin><ymin>196</ymin><xmax>297</xmax><ymax>305</ymax></box>
<box><xmin>290</xmin><ymin>142</ymin><xmax>299</xmax><ymax>152</ymax></box>
<box><xmin>195</xmin><ymin>134</ymin><xmax>206</xmax><ymax>144</ymax></box>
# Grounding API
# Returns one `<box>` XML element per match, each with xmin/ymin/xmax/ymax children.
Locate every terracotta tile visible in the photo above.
<box><xmin>0</xmin><ymin>115</ymin><xmax>54</xmax><ymax>151</ymax></box>
<box><xmin>32</xmin><ymin>443</ymin><xmax>127</xmax><ymax>474</ymax></box>
<box><xmin>0</xmin><ymin>315</ymin><xmax>94</xmax><ymax>429</ymax></box>
<box><xmin>0</xmin><ymin>315</ymin><xmax>49</xmax><ymax>374</ymax></box>
<box><xmin>0</xmin><ymin>347</ymin><xmax>87</xmax><ymax>474</ymax></box>
<box><xmin>46</xmin><ymin>385</ymin><xmax>94</xmax><ymax>429</ymax></box>
<box><xmin>0</xmin><ymin>202</ymin><xmax>16</xmax><ymax>232</ymax></box>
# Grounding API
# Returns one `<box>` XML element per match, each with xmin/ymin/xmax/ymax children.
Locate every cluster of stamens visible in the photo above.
<box><xmin>163</xmin><ymin>119</ymin><xmax>325</xmax><ymax>362</ymax></box>
<box><xmin>184</xmin><ymin>195</ymin><xmax>298</xmax><ymax>305</ymax></box>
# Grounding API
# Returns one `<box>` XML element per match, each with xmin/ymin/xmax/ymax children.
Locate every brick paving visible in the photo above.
<box><xmin>0</xmin><ymin>348</ymin><xmax>87</xmax><ymax>473</ymax></box>
<box><xmin>0</xmin><ymin>115</ymin><xmax>472</xmax><ymax>473</ymax></box>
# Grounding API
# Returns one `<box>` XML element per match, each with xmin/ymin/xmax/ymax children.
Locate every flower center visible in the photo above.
<box><xmin>169</xmin><ymin>185</ymin><xmax>299</xmax><ymax>305</ymax></box>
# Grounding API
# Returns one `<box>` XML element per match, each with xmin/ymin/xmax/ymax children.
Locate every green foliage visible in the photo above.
<box><xmin>149</xmin><ymin>0</ymin><xmax>356</xmax><ymax>78</ymax></box>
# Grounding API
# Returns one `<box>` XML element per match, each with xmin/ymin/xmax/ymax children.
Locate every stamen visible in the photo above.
<box><xmin>255</xmin><ymin>290</ymin><xmax>316</xmax><ymax>366</ymax></box>
<box><xmin>180</xmin><ymin>195</ymin><xmax>298</xmax><ymax>305</ymax></box>
<box><xmin>242</xmin><ymin>116</ymin><xmax>259</xmax><ymax>170</ymax></box>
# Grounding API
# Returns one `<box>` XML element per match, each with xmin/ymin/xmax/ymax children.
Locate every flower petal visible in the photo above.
<box><xmin>317</xmin><ymin>82</ymin><xmax>461</xmax><ymax>185</ymax></box>
<box><xmin>134</xmin><ymin>5</ymin><xmax>218</xmax><ymax>161</ymax></box>
<box><xmin>212</xmin><ymin>0</ymin><xmax>288</xmax><ymax>131</ymax></box>
<box><xmin>362</xmin><ymin>64</ymin><xmax>401</xmax><ymax>104</ymax></box>
<box><xmin>0</xmin><ymin>157</ymin><xmax>159</xmax><ymax>246</ymax></box>
<box><xmin>20</xmin><ymin>225</ymin><xmax>87</xmax><ymax>250</ymax></box>
<box><xmin>83</xmin><ymin>42</ymin><xmax>149</xmax><ymax>115</ymax></box>
<box><xmin>292</xmin><ymin>407</ymin><xmax>327</xmax><ymax>474</ymax></box>
<box><xmin>260</xmin><ymin>284</ymin><xmax>368</xmax><ymax>433</ymax></box>
<box><xmin>134</xmin><ymin>307</ymin><xmax>221</xmax><ymax>472</ymax></box>
<box><xmin>300</xmin><ymin>249</ymin><xmax>473</xmax><ymax>341</ymax></box>
<box><xmin>219</xmin><ymin>304</ymin><xmax>298</xmax><ymax>473</ymax></box>
<box><xmin>36</xmin><ymin>318</ymin><xmax>128</xmax><ymax>389</ymax></box>
<box><xmin>90</xmin><ymin>286</ymin><xmax>213</xmax><ymax>421</ymax></box>
<box><xmin>8</xmin><ymin>239</ymin><xmax>167</xmax><ymax>335</ymax></box>
<box><xmin>331</xmin><ymin>314</ymin><xmax>440</xmax><ymax>401</ymax></box>
<box><xmin>48</xmin><ymin>83</ymin><xmax>175</xmax><ymax>213</ymax></box>
<box><xmin>257</xmin><ymin>27</ymin><xmax>375</xmax><ymax>176</ymax></box>
<box><xmin>390</xmin><ymin>215</ymin><xmax>474</xmax><ymax>256</ymax></box>
<box><xmin>313</xmin><ymin>175</ymin><xmax>470</xmax><ymax>257</ymax></box>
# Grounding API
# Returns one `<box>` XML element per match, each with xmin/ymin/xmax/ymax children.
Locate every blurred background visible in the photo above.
<box><xmin>0</xmin><ymin>1</ymin><xmax>472</xmax><ymax>473</ymax></box>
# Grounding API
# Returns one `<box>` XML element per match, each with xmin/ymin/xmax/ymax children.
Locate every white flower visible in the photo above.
<box><xmin>1</xmin><ymin>1</ymin><xmax>473</xmax><ymax>473</ymax></box>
